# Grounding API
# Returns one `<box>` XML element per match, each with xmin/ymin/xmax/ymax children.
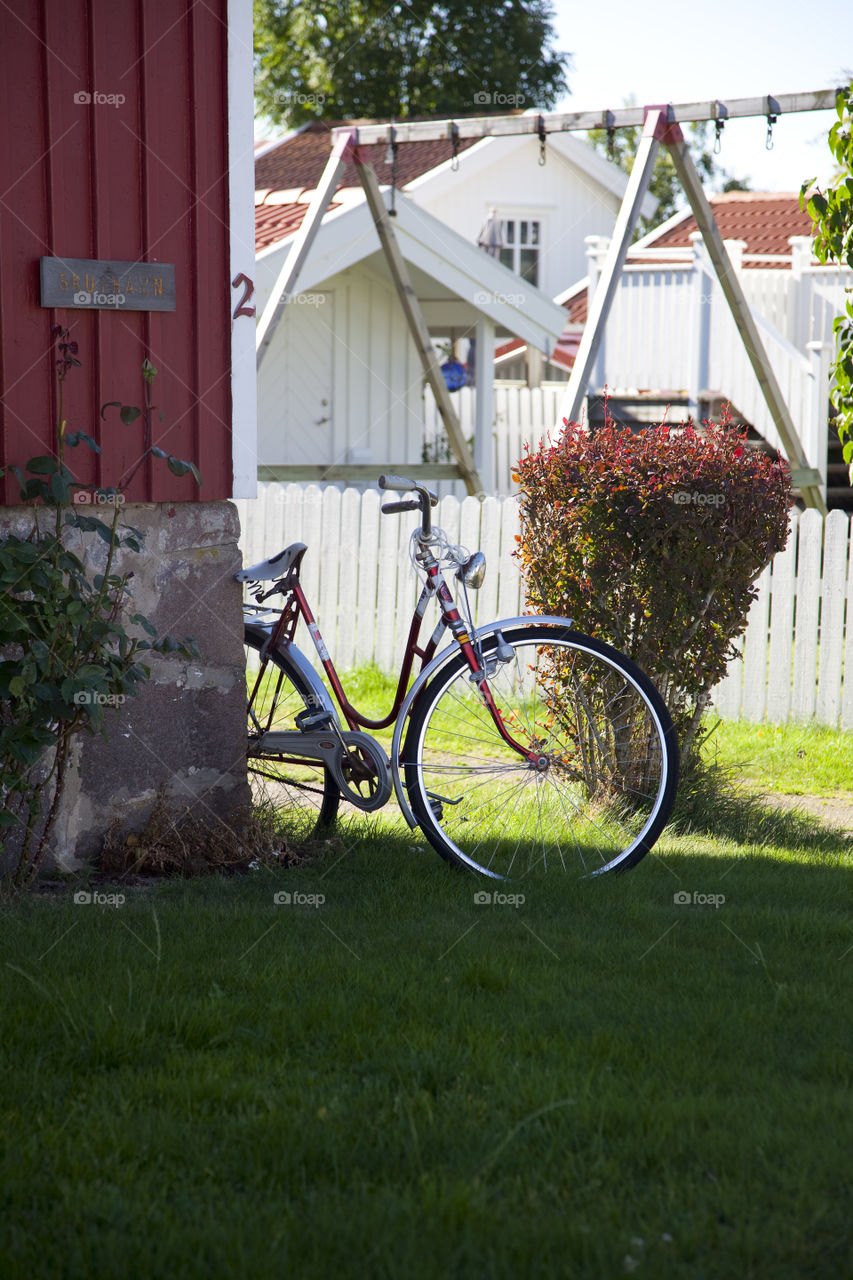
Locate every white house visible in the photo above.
<box><xmin>253</xmin><ymin>119</ymin><xmax>655</xmax><ymax>485</ymax></box>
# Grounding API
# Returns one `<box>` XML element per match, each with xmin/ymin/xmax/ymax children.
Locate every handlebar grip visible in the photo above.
<box><xmin>378</xmin><ymin>474</ymin><xmax>414</xmax><ymax>492</ymax></box>
<box><xmin>381</xmin><ymin>499</ymin><xmax>421</xmax><ymax>514</ymax></box>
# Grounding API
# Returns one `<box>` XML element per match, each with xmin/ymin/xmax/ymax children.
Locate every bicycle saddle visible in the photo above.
<box><xmin>235</xmin><ymin>542</ymin><xmax>307</xmax><ymax>582</ymax></box>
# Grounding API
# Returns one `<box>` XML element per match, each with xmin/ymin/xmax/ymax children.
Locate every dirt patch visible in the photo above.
<box><xmin>761</xmin><ymin>792</ymin><xmax>853</xmax><ymax>835</ymax></box>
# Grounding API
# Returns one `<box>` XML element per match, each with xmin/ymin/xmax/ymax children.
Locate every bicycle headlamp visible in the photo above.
<box><xmin>456</xmin><ymin>551</ymin><xmax>486</xmax><ymax>589</ymax></box>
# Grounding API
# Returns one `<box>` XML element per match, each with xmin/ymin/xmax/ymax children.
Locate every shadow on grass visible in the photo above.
<box><xmin>670</xmin><ymin>763</ymin><xmax>852</xmax><ymax>855</ymax></box>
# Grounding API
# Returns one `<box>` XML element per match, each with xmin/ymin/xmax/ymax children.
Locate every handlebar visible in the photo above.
<box><xmin>378</xmin><ymin>474</ymin><xmax>439</xmax><ymax>506</ymax></box>
<box><xmin>378</xmin><ymin>474</ymin><xmax>438</xmax><ymax>537</ymax></box>
<box><xmin>381</xmin><ymin>499</ymin><xmax>421</xmax><ymax>514</ymax></box>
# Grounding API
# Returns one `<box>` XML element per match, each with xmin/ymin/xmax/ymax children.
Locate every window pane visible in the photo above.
<box><xmin>520</xmin><ymin>249</ymin><xmax>538</xmax><ymax>286</ymax></box>
<box><xmin>520</xmin><ymin>220</ymin><xmax>528</xmax><ymax>244</ymax></box>
<box><xmin>498</xmin><ymin>247</ymin><xmax>514</xmax><ymax>272</ymax></box>
<box><xmin>503</xmin><ymin>220</ymin><xmax>514</xmax><ymax>244</ymax></box>
<box><xmin>531</xmin><ymin>221</ymin><xmax>540</xmax><ymax>245</ymax></box>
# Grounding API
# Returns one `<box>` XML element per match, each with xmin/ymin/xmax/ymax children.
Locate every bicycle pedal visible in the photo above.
<box><xmin>295</xmin><ymin>708</ymin><xmax>333</xmax><ymax>731</ymax></box>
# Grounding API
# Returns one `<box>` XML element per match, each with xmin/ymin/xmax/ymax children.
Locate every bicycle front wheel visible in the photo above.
<box><xmin>244</xmin><ymin>631</ymin><xmax>339</xmax><ymax>837</ymax></box>
<box><xmin>403</xmin><ymin>623</ymin><xmax>678</xmax><ymax>878</ymax></box>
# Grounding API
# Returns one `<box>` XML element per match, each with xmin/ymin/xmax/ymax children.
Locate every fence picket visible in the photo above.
<box><xmin>767</xmin><ymin>512</ymin><xmax>798</xmax><ymax>723</ymax></box>
<box><xmin>391</xmin><ymin>508</ymin><xmax>421</xmax><ymax>665</ymax></box>
<box><xmin>476</xmin><ymin>497</ymin><xmax>501</xmax><ymax>630</ymax></box>
<box><xmin>843</xmin><ymin>536</ymin><xmax>853</xmax><ymax>732</ymax></box>
<box><xmin>791</xmin><ymin>510</ymin><xmax>823</xmax><ymax>721</ymax></box>
<box><xmin>741</xmin><ymin>564</ymin><xmax>771</xmax><ymax>721</ymax></box>
<box><xmin>817</xmin><ymin>510</ymin><xmax>849</xmax><ymax>726</ymax></box>
<box><xmin>355</xmin><ymin>490</ymin><xmax>380</xmax><ymax>665</ymax></box>
<box><xmin>497</xmin><ymin>497</ymin><xmax>523</xmax><ymax>621</ymax></box>
<box><xmin>336</xmin><ymin>488</ymin><xmax>361</xmax><ymax>670</ymax></box>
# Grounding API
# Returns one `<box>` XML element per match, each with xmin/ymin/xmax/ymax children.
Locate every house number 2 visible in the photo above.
<box><xmin>231</xmin><ymin>273</ymin><xmax>256</xmax><ymax>318</ymax></box>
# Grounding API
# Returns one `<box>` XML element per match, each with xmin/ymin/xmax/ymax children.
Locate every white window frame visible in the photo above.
<box><xmin>497</xmin><ymin>213</ymin><xmax>544</xmax><ymax>287</ymax></box>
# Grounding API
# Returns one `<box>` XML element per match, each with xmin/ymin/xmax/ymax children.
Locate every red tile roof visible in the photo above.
<box><xmin>254</xmin><ymin>198</ymin><xmax>342</xmax><ymax>253</ymax></box>
<box><xmin>650</xmin><ymin>192</ymin><xmax>813</xmax><ymax>259</ymax></box>
<box><xmin>255</xmin><ymin>119</ymin><xmax>481</xmax><ymax>196</ymax></box>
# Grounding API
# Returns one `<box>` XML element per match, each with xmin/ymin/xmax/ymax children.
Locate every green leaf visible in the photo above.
<box><xmin>101</xmin><ymin>400</ymin><xmax>122</xmax><ymax>419</ymax></box>
<box><xmin>93</xmin><ymin>522</ymin><xmax>118</xmax><ymax>547</ymax></box>
<box><xmin>150</xmin><ymin>446</ymin><xmax>168</xmax><ymax>459</ymax></box>
<box><xmin>165</xmin><ymin>456</ymin><xmax>202</xmax><ymax>486</ymax></box>
<box><xmin>66</xmin><ymin>512</ymin><xmax>101</xmax><ymax>534</ymax></box>
<box><xmin>78</xmin><ymin>431</ymin><xmax>101</xmax><ymax>454</ymax></box>
<box><xmin>26</xmin><ymin>455</ymin><xmax>60</xmax><ymax>475</ymax></box>
<box><xmin>49</xmin><ymin>471</ymin><xmax>71</xmax><ymax>504</ymax></box>
<box><xmin>23</xmin><ymin>478</ymin><xmax>48</xmax><ymax>501</ymax></box>
<box><xmin>119</xmin><ymin>405</ymin><xmax>141</xmax><ymax>425</ymax></box>
<box><xmin>0</xmin><ymin>812</ymin><xmax>18</xmax><ymax>829</ymax></box>
<box><xmin>8</xmin><ymin>541</ymin><xmax>40</xmax><ymax>563</ymax></box>
<box><xmin>130</xmin><ymin>613</ymin><xmax>157</xmax><ymax>636</ymax></box>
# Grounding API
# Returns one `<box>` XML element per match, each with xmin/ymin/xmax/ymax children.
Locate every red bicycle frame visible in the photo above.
<box><xmin>251</xmin><ymin>555</ymin><xmax>537</xmax><ymax>761</ymax></box>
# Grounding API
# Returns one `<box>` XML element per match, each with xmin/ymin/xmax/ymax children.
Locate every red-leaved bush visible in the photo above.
<box><xmin>514</xmin><ymin>417</ymin><xmax>793</xmax><ymax>760</ymax></box>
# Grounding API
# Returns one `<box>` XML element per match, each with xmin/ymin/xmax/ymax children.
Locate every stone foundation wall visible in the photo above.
<box><xmin>1</xmin><ymin>499</ymin><xmax>249</xmax><ymax>870</ymax></box>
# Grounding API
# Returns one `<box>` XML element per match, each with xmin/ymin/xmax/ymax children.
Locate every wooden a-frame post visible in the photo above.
<box><xmin>556</xmin><ymin>106</ymin><xmax>828</xmax><ymax>515</ymax></box>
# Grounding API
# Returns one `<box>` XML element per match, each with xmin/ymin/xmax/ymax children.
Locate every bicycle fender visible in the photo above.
<box><xmin>245</xmin><ymin>625</ymin><xmax>340</xmax><ymax>726</ymax></box>
<box><xmin>389</xmin><ymin>614</ymin><xmax>573</xmax><ymax>829</ymax></box>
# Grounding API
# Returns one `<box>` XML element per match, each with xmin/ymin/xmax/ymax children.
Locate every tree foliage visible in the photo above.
<box><xmin>254</xmin><ymin>0</ymin><xmax>570</xmax><ymax>124</ymax></box>
<box><xmin>587</xmin><ymin>112</ymin><xmax>749</xmax><ymax>237</ymax></box>
<box><xmin>514</xmin><ymin>416</ymin><xmax>792</xmax><ymax>764</ymax></box>
<box><xmin>801</xmin><ymin>81</ymin><xmax>853</xmax><ymax>482</ymax></box>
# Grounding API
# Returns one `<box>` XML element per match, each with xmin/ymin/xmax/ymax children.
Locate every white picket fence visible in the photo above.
<box><xmin>235</xmin><ymin>486</ymin><xmax>853</xmax><ymax>730</ymax></box>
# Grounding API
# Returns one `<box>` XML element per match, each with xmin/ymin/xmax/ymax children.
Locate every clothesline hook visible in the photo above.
<box><xmin>765</xmin><ymin>95</ymin><xmax>780</xmax><ymax>151</ymax></box>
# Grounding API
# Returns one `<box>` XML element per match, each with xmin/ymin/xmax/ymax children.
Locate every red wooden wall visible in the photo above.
<box><xmin>0</xmin><ymin>0</ymin><xmax>233</xmax><ymax>504</ymax></box>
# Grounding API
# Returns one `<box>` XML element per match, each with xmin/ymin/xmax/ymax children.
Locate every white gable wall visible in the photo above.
<box><xmin>257</xmin><ymin>261</ymin><xmax>425</xmax><ymax>467</ymax></box>
<box><xmin>409</xmin><ymin>140</ymin><xmax>624</xmax><ymax>299</ymax></box>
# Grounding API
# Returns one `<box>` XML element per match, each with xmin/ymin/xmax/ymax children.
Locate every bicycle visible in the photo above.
<box><xmin>238</xmin><ymin>475</ymin><xmax>679</xmax><ymax>878</ymax></box>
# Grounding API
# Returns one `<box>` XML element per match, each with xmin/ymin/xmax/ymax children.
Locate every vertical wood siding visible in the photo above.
<box><xmin>0</xmin><ymin>0</ymin><xmax>232</xmax><ymax>504</ymax></box>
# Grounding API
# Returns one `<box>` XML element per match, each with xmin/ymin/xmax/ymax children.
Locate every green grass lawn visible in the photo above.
<box><xmin>708</xmin><ymin>720</ymin><xmax>852</xmax><ymax>796</ymax></box>
<box><xmin>1</xmin><ymin>718</ymin><xmax>852</xmax><ymax>1278</ymax></box>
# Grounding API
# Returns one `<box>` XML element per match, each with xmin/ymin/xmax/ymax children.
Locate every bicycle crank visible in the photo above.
<box><xmin>254</xmin><ymin>729</ymin><xmax>392</xmax><ymax>812</ymax></box>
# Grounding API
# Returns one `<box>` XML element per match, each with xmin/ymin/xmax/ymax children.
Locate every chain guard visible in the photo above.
<box><xmin>253</xmin><ymin>728</ymin><xmax>392</xmax><ymax>812</ymax></box>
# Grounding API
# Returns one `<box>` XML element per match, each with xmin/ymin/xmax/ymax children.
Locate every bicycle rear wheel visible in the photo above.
<box><xmin>244</xmin><ymin>631</ymin><xmax>339</xmax><ymax>836</ymax></box>
<box><xmin>403</xmin><ymin>623</ymin><xmax>678</xmax><ymax>878</ymax></box>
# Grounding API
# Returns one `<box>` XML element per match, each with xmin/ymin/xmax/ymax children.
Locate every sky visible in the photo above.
<box><xmin>551</xmin><ymin>0</ymin><xmax>852</xmax><ymax>193</ymax></box>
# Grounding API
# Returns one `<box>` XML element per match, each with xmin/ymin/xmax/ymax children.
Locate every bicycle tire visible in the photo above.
<box><xmin>403</xmin><ymin>623</ymin><xmax>678</xmax><ymax>878</ymax></box>
<box><xmin>244</xmin><ymin>631</ymin><xmax>339</xmax><ymax>836</ymax></box>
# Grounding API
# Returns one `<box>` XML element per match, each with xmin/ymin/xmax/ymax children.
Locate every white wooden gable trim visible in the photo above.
<box><xmin>256</xmin><ymin>193</ymin><xmax>567</xmax><ymax>353</ymax></box>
